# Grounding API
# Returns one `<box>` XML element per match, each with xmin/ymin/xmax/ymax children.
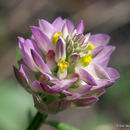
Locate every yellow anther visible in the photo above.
<box><xmin>52</xmin><ymin>32</ymin><xmax>63</xmax><ymax>45</ymax></box>
<box><xmin>52</xmin><ymin>33</ymin><xmax>59</xmax><ymax>45</ymax></box>
<box><xmin>57</xmin><ymin>60</ymin><xmax>69</xmax><ymax>73</ymax></box>
<box><xmin>80</xmin><ymin>53</ymin><xmax>93</xmax><ymax>66</ymax></box>
<box><xmin>58</xmin><ymin>32</ymin><xmax>62</xmax><ymax>36</ymax></box>
<box><xmin>85</xmin><ymin>43</ymin><xmax>95</xmax><ymax>51</ymax></box>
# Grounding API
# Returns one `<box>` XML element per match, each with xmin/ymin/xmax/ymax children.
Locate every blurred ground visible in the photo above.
<box><xmin>0</xmin><ymin>0</ymin><xmax>130</xmax><ymax>130</ymax></box>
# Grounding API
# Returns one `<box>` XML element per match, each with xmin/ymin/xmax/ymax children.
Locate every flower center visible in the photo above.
<box><xmin>52</xmin><ymin>32</ymin><xmax>62</xmax><ymax>45</ymax></box>
<box><xmin>80</xmin><ymin>53</ymin><xmax>93</xmax><ymax>66</ymax></box>
<box><xmin>57</xmin><ymin>60</ymin><xmax>69</xmax><ymax>73</ymax></box>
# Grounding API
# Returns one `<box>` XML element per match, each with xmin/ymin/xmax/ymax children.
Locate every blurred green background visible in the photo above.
<box><xmin>0</xmin><ymin>0</ymin><xmax>130</xmax><ymax>130</ymax></box>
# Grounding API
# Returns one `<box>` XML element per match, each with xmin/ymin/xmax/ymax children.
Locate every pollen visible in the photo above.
<box><xmin>57</xmin><ymin>60</ymin><xmax>69</xmax><ymax>73</ymax></box>
<box><xmin>52</xmin><ymin>32</ymin><xmax>62</xmax><ymax>45</ymax></box>
<box><xmin>80</xmin><ymin>53</ymin><xmax>93</xmax><ymax>66</ymax></box>
<box><xmin>85</xmin><ymin>43</ymin><xmax>95</xmax><ymax>51</ymax></box>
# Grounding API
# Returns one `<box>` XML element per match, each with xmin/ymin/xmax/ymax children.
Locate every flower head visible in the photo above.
<box><xmin>14</xmin><ymin>17</ymin><xmax>119</xmax><ymax>114</ymax></box>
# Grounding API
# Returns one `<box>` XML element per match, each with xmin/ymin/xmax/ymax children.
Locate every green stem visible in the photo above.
<box><xmin>45</xmin><ymin>120</ymin><xmax>80</xmax><ymax>130</ymax></box>
<box><xmin>27</xmin><ymin>111</ymin><xmax>48</xmax><ymax>130</ymax></box>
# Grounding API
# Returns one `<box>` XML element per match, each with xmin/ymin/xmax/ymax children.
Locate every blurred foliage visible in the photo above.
<box><xmin>82</xmin><ymin>113</ymin><xmax>112</xmax><ymax>130</ymax></box>
<box><xmin>97</xmin><ymin>66</ymin><xmax>130</xmax><ymax>122</ymax></box>
<box><xmin>0</xmin><ymin>80</ymin><xmax>36</xmax><ymax>130</ymax></box>
<box><xmin>105</xmin><ymin>66</ymin><xmax>130</xmax><ymax>121</ymax></box>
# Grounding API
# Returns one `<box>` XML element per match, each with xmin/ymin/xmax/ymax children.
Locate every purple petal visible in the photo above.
<box><xmin>32</xmin><ymin>80</ymin><xmax>43</xmax><ymax>92</ymax></box>
<box><xmin>48</xmin><ymin>99</ymin><xmax>70</xmax><ymax>114</ymax></box>
<box><xmin>76</xmin><ymin>67</ymin><xmax>97</xmax><ymax>86</ymax></box>
<box><xmin>91</xmin><ymin>46</ymin><xmax>104</xmax><ymax>58</ymax></box>
<box><xmin>13</xmin><ymin>66</ymin><xmax>31</xmax><ymax>92</ymax></box>
<box><xmin>92</xmin><ymin>80</ymin><xmax>115</xmax><ymax>90</ymax></box>
<box><xmin>22</xmin><ymin>39</ymin><xmax>35</xmax><ymax>51</ymax></box>
<box><xmin>76</xmin><ymin>20</ymin><xmax>84</xmax><ymax>34</ymax></box>
<box><xmin>82</xmin><ymin>33</ymin><xmax>91</xmax><ymax>44</ymax></box>
<box><xmin>65</xmin><ymin>19</ymin><xmax>74</xmax><ymax>34</ymax></box>
<box><xmin>52</xmin><ymin>17</ymin><xmax>65</xmax><ymax>32</ymax></box>
<box><xmin>34</xmin><ymin>94</ymin><xmax>69</xmax><ymax>114</ymax></box>
<box><xmin>30</xmin><ymin>26</ymin><xmax>53</xmax><ymax>54</ymax></box>
<box><xmin>61</xmin><ymin>90</ymin><xmax>74</xmax><ymax>96</ymax></box>
<box><xmin>67</xmin><ymin>85</ymin><xmax>92</xmax><ymax>96</ymax></box>
<box><xmin>62</xmin><ymin>23</ymin><xmax>69</xmax><ymax>39</ymax></box>
<box><xmin>40</xmin><ymin>82</ymin><xmax>60</xmax><ymax>96</ymax></box>
<box><xmin>92</xmin><ymin>46</ymin><xmax>116</xmax><ymax>67</ymax></box>
<box><xmin>50</xmin><ymin>77</ymin><xmax>78</xmax><ymax>92</ymax></box>
<box><xmin>18</xmin><ymin>37</ymin><xmax>38</xmax><ymax>71</ymax></box>
<box><xmin>72</xmin><ymin>97</ymin><xmax>98</xmax><ymax>107</ymax></box>
<box><xmin>34</xmin><ymin>95</ymin><xmax>69</xmax><ymax>114</ymax></box>
<box><xmin>31</xmin><ymin>38</ymin><xmax>42</xmax><ymax>55</ymax></box>
<box><xmin>89</xmin><ymin>34</ymin><xmax>111</xmax><ymax>47</ymax></box>
<box><xmin>55</xmin><ymin>37</ymin><xmax>66</xmax><ymax>62</ymax></box>
<box><xmin>58</xmin><ymin>69</ymin><xmax>67</xmax><ymax>80</ymax></box>
<box><xmin>39</xmin><ymin>19</ymin><xmax>55</xmax><ymax>38</ymax></box>
<box><xmin>18</xmin><ymin>36</ymin><xmax>24</xmax><ymax>49</ymax></box>
<box><xmin>89</xmin><ymin>88</ymin><xmax>106</xmax><ymax>97</ymax></box>
<box><xmin>69</xmin><ymin>53</ymin><xmax>80</xmax><ymax>63</ymax></box>
<box><xmin>19</xmin><ymin>64</ymin><xmax>35</xmax><ymax>86</ymax></box>
<box><xmin>68</xmin><ymin>73</ymin><xmax>79</xmax><ymax>79</ymax></box>
<box><xmin>33</xmin><ymin>95</ymin><xmax>48</xmax><ymax>114</ymax></box>
<box><xmin>49</xmin><ymin>77</ymin><xmax>62</xmax><ymax>85</ymax></box>
<box><xmin>85</xmin><ymin>64</ymin><xmax>110</xmax><ymax>80</ymax></box>
<box><xmin>31</xmin><ymin>49</ymin><xmax>51</xmax><ymax>74</ymax></box>
<box><xmin>38</xmin><ymin>72</ymin><xmax>62</xmax><ymax>86</ymax></box>
<box><xmin>61</xmin><ymin>78</ymin><xmax>78</xmax><ymax>89</ymax></box>
<box><xmin>105</xmin><ymin>67</ymin><xmax>120</xmax><ymax>80</ymax></box>
<box><xmin>46</xmin><ymin>50</ymin><xmax>56</xmax><ymax>70</ymax></box>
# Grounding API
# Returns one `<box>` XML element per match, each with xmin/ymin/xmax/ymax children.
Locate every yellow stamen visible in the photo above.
<box><xmin>52</xmin><ymin>33</ymin><xmax>59</xmax><ymax>45</ymax></box>
<box><xmin>52</xmin><ymin>32</ymin><xmax>62</xmax><ymax>45</ymax></box>
<box><xmin>57</xmin><ymin>60</ymin><xmax>69</xmax><ymax>73</ymax></box>
<box><xmin>80</xmin><ymin>53</ymin><xmax>93</xmax><ymax>66</ymax></box>
<box><xmin>58</xmin><ymin>32</ymin><xmax>62</xmax><ymax>37</ymax></box>
<box><xmin>85</xmin><ymin>43</ymin><xmax>95</xmax><ymax>51</ymax></box>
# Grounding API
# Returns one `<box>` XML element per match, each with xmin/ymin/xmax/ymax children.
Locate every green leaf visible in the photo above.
<box><xmin>58</xmin><ymin>123</ymin><xmax>80</xmax><ymax>130</ymax></box>
<box><xmin>16</xmin><ymin>47</ymin><xmax>22</xmax><ymax>68</ymax></box>
<box><xmin>16</xmin><ymin>47</ymin><xmax>22</xmax><ymax>61</ymax></box>
<box><xmin>45</xmin><ymin>120</ymin><xmax>80</xmax><ymax>130</ymax></box>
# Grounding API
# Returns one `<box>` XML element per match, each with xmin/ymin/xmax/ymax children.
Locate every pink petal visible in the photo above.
<box><xmin>85</xmin><ymin>64</ymin><xmax>110</xmax><ymax>80</ymax></box>
<box><xmin>89</xmin><ymin>34</ymin><xmax>111</xmax><ymax>47</ymax></box>
<box><xmin>92</xmin><ymin>46</ymin><xmax>116</xmax><ymax>67</ymax></box>
<box><xmin>39</xmin><ymin>19</ymin><xmax>55</xmax><ymax>38</ymax></box>
<box><xmin>76</xmin><ymin>20</ymin><xmax>84</xmax><ymax>34</ymax></box>
<box><xmin>52</xmin><ymin>17</ymin><xmax>65</xmax><ymax>32</ymax></box>
<box><xmin>76</xmin><ymin>67</ymin><xmax>97</xmax><ymax>86</ymax></box>
<box><xmin>55</xmin><ymin>37</ymin><xmax>66</xmax><ymax>62</ymax></box>
<box><xmin>105</xmin><ymin>67</ymin><xmax>120</xmax><ymax>80</ymax></box>
<box><xmin>46</xmin><ymin>50</ymin><xmax>56</xmax><ymax>70</ymax></box>
<box><xmin>65</xmin><ymin>19</ymin><xmax>74</xmax><ymax>33</ymax></box>
<box><xmin>31</xmin><ymin>49</ymin><xmax>51</xmax><ymax>74</ymax></box>
<box><xmin>30</xmin><ymin>26</ymin><xmax>53</xmax><ymax>54</ymax></box>
<box><xmin>18</xmin><ymin>37</ymin><xmax>38</xmax><ymax>71</ymax></box>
